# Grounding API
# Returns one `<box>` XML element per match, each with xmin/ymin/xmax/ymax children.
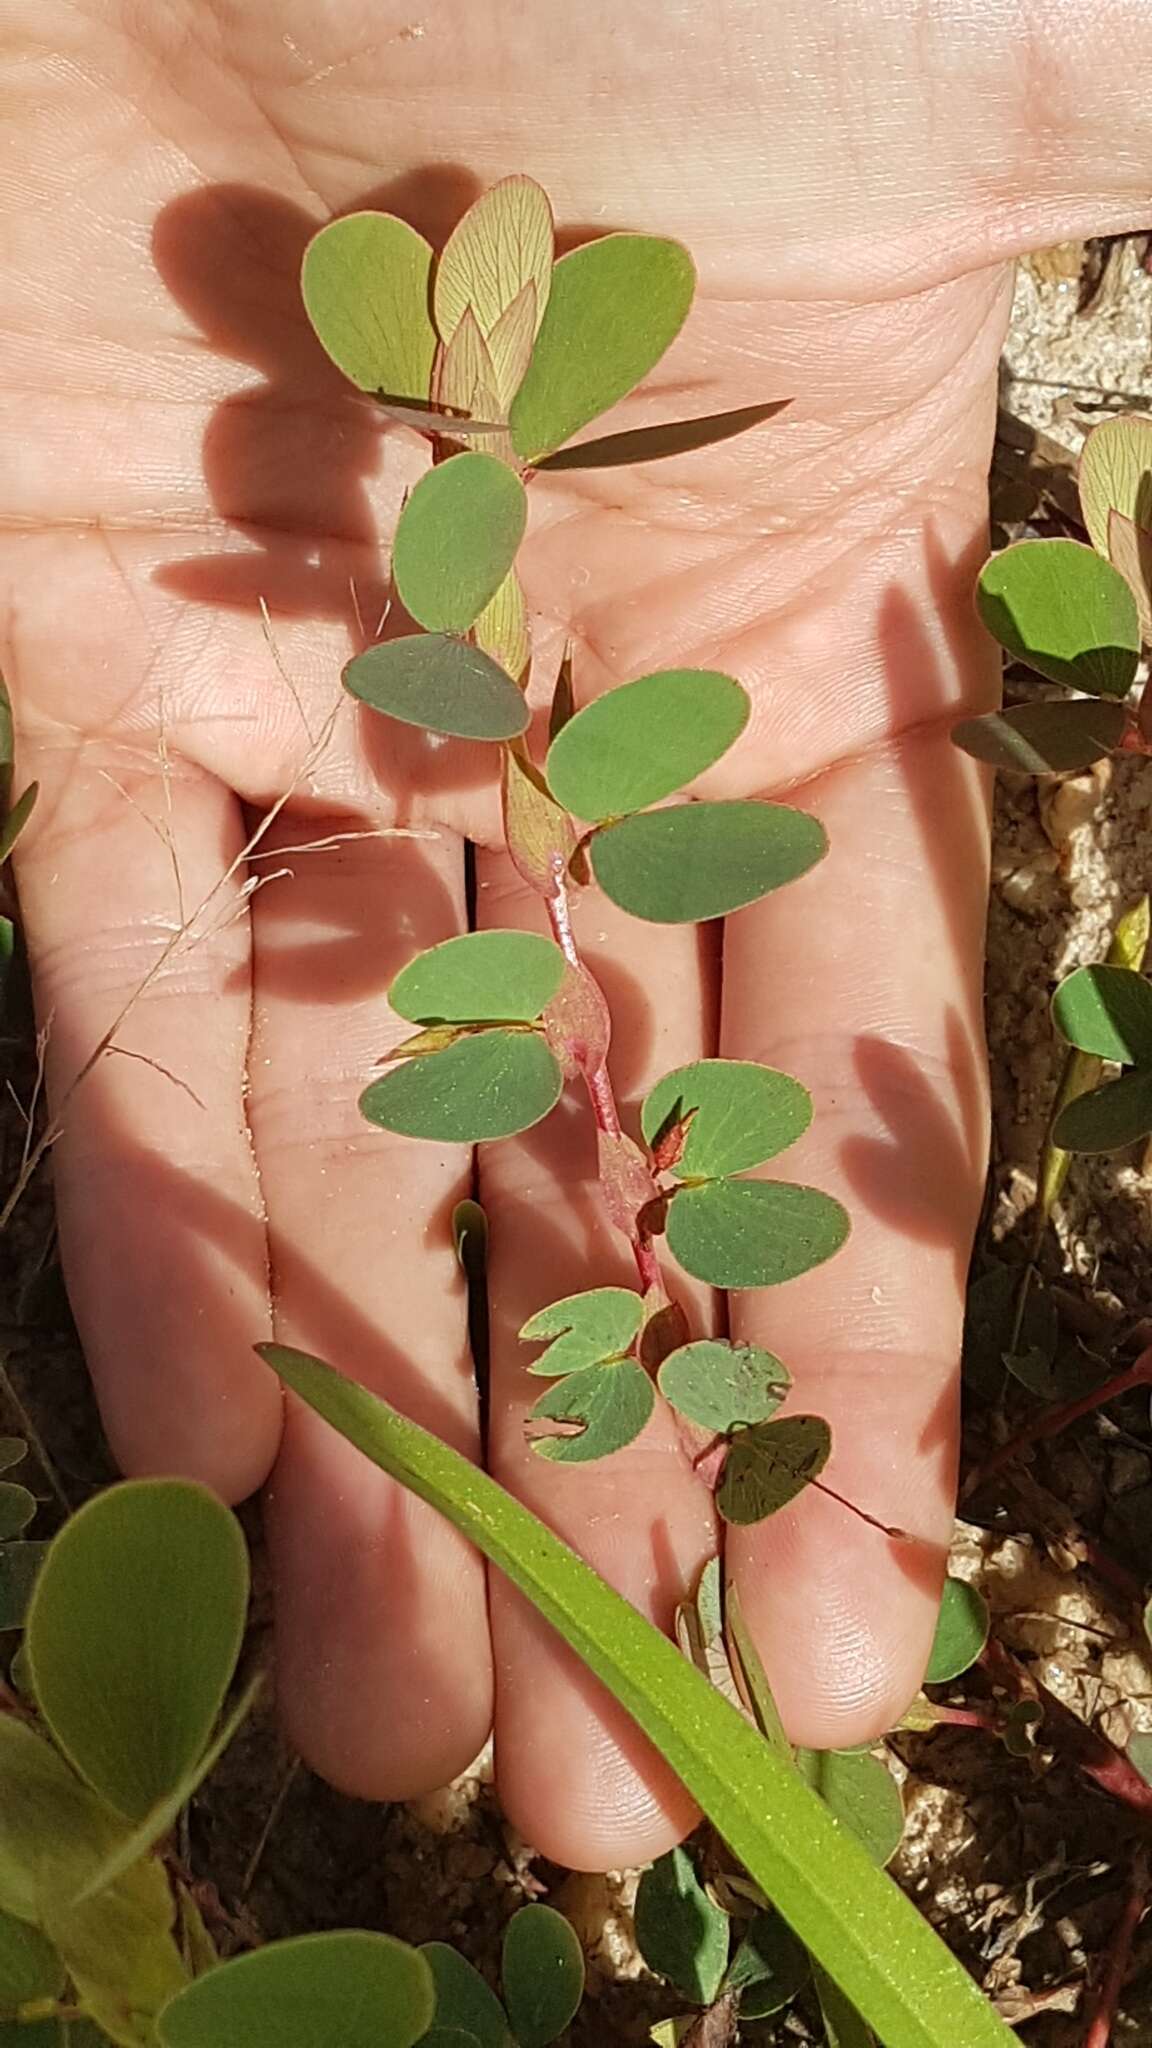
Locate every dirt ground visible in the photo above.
<box><xmin>7</xmin><ymin>240</ymin><xmax>1152</xmax><ymax>2046</ymax></box>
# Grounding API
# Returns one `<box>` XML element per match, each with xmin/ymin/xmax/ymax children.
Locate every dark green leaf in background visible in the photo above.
<box><xmin>344</xmin><ymin>635</ymin><xmax>529</xmax><ymax>742</ymax></box>
<box><xmin>717</xmin><ymin>1416</ymin><xmax>832</xmax><ymax>1525</ymax></box>
<box><xmin>924</xmin><ymin>1579</ymin><xmax>990</xmax><ymax>1686</ymax></box>
<box><xmin>157</xmin><ymin>1932</ymin><xmax>433</xmax><ymax>2048</ymax></box>
<box><xmin>591</xmin><ymin>801</ymin><xmax>826</xmax><ymax>923</ymax></box>
<box><xmin>951</xmin><ymin>698</ymin><xmax>1127</xmax><ymax>774</ymax></box>
<box><xmin>1052</xmin><ymin>1068</ymin><xmax>1152</xmax><ymax>1152</ymax></box>
<box><xmin>500</xmin><ymin>1905</ymin><xmax>584</xmax><ymax>2048</ymax></box>
<box><xmin>633</xmin><ymin>1846</ymin><xmax>730</xmax><ymax>2006</ymax></box>
<box><xmin>362</xmin><ymin>1031</ymin><xmax>562</xmax><ymax>1143</ymax></box>
<box><xmin>795</xmin><ymin>1747</ymin><xmax>904</xmax><ymax>1868</ymax></box>
<box><xmin>976</xmin><ymin>538</ymin><xmax>1140</xmax><ymax>697</ymax></box>
<box><xmin>1051</xmin><ymin>963</ymin><xmax>1152</xmax><ymax>1064</ymax></box>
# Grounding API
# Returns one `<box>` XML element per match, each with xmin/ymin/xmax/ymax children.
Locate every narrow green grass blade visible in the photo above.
<box><xmin>256</xmin><ymin>1345</ymin><xmax>1014</xmax><ymax>2048</ymax></box>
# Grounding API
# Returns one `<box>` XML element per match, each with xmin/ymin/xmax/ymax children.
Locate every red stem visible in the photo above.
<box><xmin>1085</xmin><ymin>1852</ymin><xmax>1149</xmax><ymax>2048</ymax></box>
<box><xmin>545</xmin><ymin>873</ymin><xmax>662</xmax><ymax>1293</ymax></box>
<box><xmin>962</xmin><ymin>1344</ymin><xmax>1152</xmax><ymax>1501</ymax></box>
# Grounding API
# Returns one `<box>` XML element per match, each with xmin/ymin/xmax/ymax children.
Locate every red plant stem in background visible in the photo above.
<box><xmin>983</xmin><ymin>1639</ymin><xmax>1152</xmax><ymax>1822</ymax></box>
<box><xmin>961</xmin><ymin>1346</ymin><xmax>1152</xmax><ymax>1501</ymax></box>
<box><xmin>1085</xmin><ymin>1852</ymin><xmax>1149</xmax><ymax>2048</ymax></box>
<box><xmin>545</xmin><ymin>874</ymin><xmax>663</xmax><ymax>1295</ymax></box>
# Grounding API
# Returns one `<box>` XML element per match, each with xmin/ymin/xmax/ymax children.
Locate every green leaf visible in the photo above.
<box><xmin>658</xmin><ymin>1341</ymin><xmax>790</xmax><ymax>1435</ymax></box>
<box><xmin>509</xmin><ymin>235</ymin><xmax>695</xmax><ymax>460</ymax></box>
<box><xmin>796</xmin><ymin>1749</ymin><xmax>904</xmax><ymax>1868</ymax></box>
<box><xmin>1051</xmin><ymin>1068</ymin><xmax>1152</xmax><ymax>1152</ymax></box>
<box><xmin>717</xmin><ymin>1416</ymin><xmax>832</xmax><ymax>1526</ymax></box>
<box><xmin>0</xmin><ymin>784</ymin><xmax>37</xmax><ymax>866</ymax></box>
<box><xmin>344</xmin><ymin>635</ymin><xmax>529</xmax><ymax>742</ymax></box>
<box><xmin>392</xmin><ymin>455</ymin><xmax>527</xmax><ymax>635</ymax></box>
<box><xmin>157</xmin><ymin>1932</ymin><xmax>434</xmax><ymax>2048</ymax></box>
<box><xmin>0</xmin><ymin>1441</ymin><xmax>25</xmax><ymax>1475</ymax></box>
<box><xmin>301</xmin><ymin>213</ymin><xmax>437</xmax><ymax>398</ymax></box>
<box><xmin>527</xmin><ymin>1359</ymin><xmax>655</xmax><ymax>1463</ymax></box>
<box><xmin>666</xmin><ymin>1178</ymin><xmax>850</xmax><ymax>1290</ymax></box>
<box><xmin>519</xmin><ymin>1287</ymin><xmax>643</xmax><ymax>1377</ymax></box>
<box><xmin>0</xmin><ymin>1542</ymin><xmax>47</xmax><ymax>1631</ymax></box>
<box><xmin>544</xmin><ymin>671</ymin><xmax>749</xmax><ymax>821</ymax></box>
<box><xmin>535</xmin><ymin>400</ymin><xmax>789</xmax><ymax>472</ymax></box>
<box><xmin>420</xmin><ymin>1943</ymin><xmax>511</xmax><ymax>2048</ymax></box>
<box><xmin>634</xmin><ymin>1847</ymin><xmax>730</xmax><ymax>2006</ymax></box>
<box><xmin>0</xmin><ymin>1714</ymin><xmax>128</xmax><ymax>1923</ymax></box>
<box><xmin>51</xmin><ymin>1870</ymin><xmax>187</xmax><ymax>2048</ymax></box>
<box><xmin>1052</xmin><ymin>964</ymin><xmax>1152</xmax><ymax>1064</ymax></box>
<box><xmin>725</xmin><ymin>1909</ymin><xmax>808</xmax><ymax>2019</ymax></box>
<box><xmin>500</xmin><ymin>1906</ymin><xmax>584</xmax><ymax>2048</ymax></box>
<box><xmin>725</xmin><ymin>1583</ymin><xmax>793</xmax><ymax>1763</ymax></box>
<box><xmin>1079</xmin><ymin>414</ymin><xmax>1152</xmax><ymax>558</ymax></box>
<box><xmin>591</xmin><ymin>801</ymin><xmax>826</xmax><ymax>924</ymax></box>
<box><xmin>391</xmin><ymin>931</ymin><xmax>564</xmax><ymax>1026</ymax></box>
<box><xmin>0</xmin><ymin>2028</ymin><xmax>109</xmax><ymax>2047</ymax></box>
<box><xmin>924</xmin><ymin>1579</ymin><xmax>989</xmax><ymax>1686</ymax></box>
<box><xmin>26</xmin><ymin>1479</ymin><xmax>249</xmax><ymax>1822</ymax></box>
<box><xmin>814</xmin><ymin>1967</ymin><xmax>877</xmax><ymax>2048</ymax></box>
<box><xmin>0</xmin><ymin>1485</ymin><xmax>34</xmax><ymax>1540</ymax></box>
<box><xmin>976</xmin><ymin>539</ymin><xmax>1140</xmax><ymax>697</ymax></box>
<box><xmin>361</xmin><ymin>1031</ymin><xmax>562</xmax><ymax>1143</ymax></box>
<box><xmin>641</xmin><ymin>1059</ymin><xmax>812</xmax><ymax>1179</ymax></box>
<box><xmin>951</xmin><ymin>698</ymin><xmax>1127</xmax><ymax>773</ymax></box>
<box><xmin>257</xmin><ymin>1345</ymin><xmax>1019</xmax><ymax>2048</ymax></box>
<box><xmin>419</xmin><ymin>2033</ymin><xmax>481</xmax><ymax>2048</ymax></box>
<box><xmin>0</xmin><ymin>1904</ymin><xmax>64</xmax><ymax>2004</ymax></box>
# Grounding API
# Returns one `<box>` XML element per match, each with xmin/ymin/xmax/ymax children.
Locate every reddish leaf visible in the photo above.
<box><xmin>541</xmin><ymin>962</ymin><xmax>612</xmax><ymax>1079</ymax></box>
<box><xmin>598</xmin><ymin>1130</ymin><xmax>660</xmax><ymax>1239</ymax></box>
<box><xmin>502</xmin><ymin>746</ymin><xmax>580</xmax><ymax>897</ymax></box>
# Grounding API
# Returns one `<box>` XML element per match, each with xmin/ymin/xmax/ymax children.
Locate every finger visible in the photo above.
<box><xmin>723</xmin><ymin>718</ymin><xmax>991</xmax><ymax>1748</ymax></box>
<box><xmin>252</xmin><ymin>821</ymin><xmax>493</xmax><ymax>1799</ymax></box>
<box><xmin>11</xmin><ymin>739</ymin><xmax>280</xmax><ymax>1498</ymax></box>
<box><xmin>477</xmin><ymin>856</ymin><xmax>718</xmax><ymax>1871</ymax></box>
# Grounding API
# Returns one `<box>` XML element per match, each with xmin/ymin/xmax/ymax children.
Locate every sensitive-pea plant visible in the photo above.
<box><xmin>300</xmin><ymin>174</ymin><xmax>848</xmax><ymax>1515</ymax></box>
<box><xmin>955</xmin><ymin>413</ymin><xmax>1152</xmax><ymax>1156</ymax></box>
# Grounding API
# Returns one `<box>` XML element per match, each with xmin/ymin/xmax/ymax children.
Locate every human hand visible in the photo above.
<box><xmin>3</xmin><ymin>0</ymin><xmax>1148</xmax><ymax>1870</ymax></box>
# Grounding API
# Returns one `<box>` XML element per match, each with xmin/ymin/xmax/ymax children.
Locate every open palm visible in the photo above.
<box><xmin>3</xmin><ymin>0</ymin><xmax>1147</xmax><ymax>1869</ymax></box>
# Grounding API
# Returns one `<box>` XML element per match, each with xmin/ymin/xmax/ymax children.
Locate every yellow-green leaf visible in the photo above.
<box><xmin>301</xmin><ymin>213</ymin><xmax>436</xmax><ymax>398</ymax></box>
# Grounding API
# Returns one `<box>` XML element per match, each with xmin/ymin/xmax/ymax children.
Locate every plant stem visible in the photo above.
<box><xmin>961</xmin><ymin>1344</ymin><xmax>1152</xmax><ymax>1502</ymax></box>
<box><xmin>545</xmin><ymin>867</ymin><xmax>663</xmax><ymax>1294</ymax></box>
<box><xmin>1084</xmin><ymin>1851</ymin><xmax>1149</xmax><ymax>2048</ymax></box>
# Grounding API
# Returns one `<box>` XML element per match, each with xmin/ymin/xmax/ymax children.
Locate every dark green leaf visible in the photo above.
<box><xmin>418</xmin><ymin>2033</ymin><xmax>481</xmax><ymax>2048</ymax></box>
<box><xmin>390</xmin><ymin>931</ymin><xmax>564</xmax><ymax>1026</ymax></box>
<box><xmin>0</xmin><ymin>1441</ymin><xmax>24</xmax><ymax>1475</ymax></box>
<box><xmin>420</xmin><ymin>1942</ymin><xmax>511</xmax><ymax>2048</ymax></box>
<box><xmin>591</xmin><ymin>801</ymin><xmax>827</xmax><ymax>923</ymax></box>
<box><xmin>535</xmin><ymin>400</ymin><xmax>789</xmax><ymax>472</ymax></box>
<box><xmin>1079</xmin><ymin>414</ymin><xmax>1152</xmax><ymax>557</ymax></box>
<box><xmin>301</xmin><ymin>213</ymin><xmax>437</xmax><ymax>398</ymax></box>
<box><xmin>976</xmin><ymin>539</ymin><xmax>1140</xmax><ymax>697</ymax></box>
<box><xmin>157</xmin><ymin>1932</ymin><xmax>434</xmax><ymax>2048</ymax></box>
<box><xmin>0</xmin><ymin>1486</ymin><xmax>34</xmax><ymax>1541</ymax></box>
<box><xmin>1051</xmin><ymin>1068</ymin><xmax>1152</xmax><ymax>1152</ymax></box>
<box><xmin>0</xmin><ymin>1904</ymin><xmax>64</xmax><ymax>2004</ymax></box>
<box><xmin>26</xmin><ymin>1479</ymin><xmax>248</xmax><ymax>1821</ymax></box>
<box><xmin>0</xmin><ymin>784</ymin><xmax>37</xmax><ymax>865</ymax></box>
<box><xmin>544</xmin><ymin>670</ymin><xmax>748</xmax><ymax>821</ymax></box>
<box><xmin>392</xmin><ymin>455</ymin><xmax>527</xmax><ymax>634</ymax></box>
<box><xmin>1052</xmin><ymin>963</ymin><xmax>1152</xmax><ymax>1064</ymax></box>
<box><xmin>658</xmin><ymin>1340</ymin><xmax>789</xmax><ymax>1435</ymax></box>
<box><xmin>519</xmin><ymin>1288</ymin><xmax>643</xmax><ymax>1377</ymax></box>
<box><xmin>633</xmin><ymin>1847</ymin><xmax>730</xmax><ymax>2006</ymax></box>
<box><xmin>344</xmin><ymin>635</ymin><xmax>529</xmax><ymax>742</ymax></box>
<box><xmin>795</xmin><ymin>1748</ymin><xmax>904</xmax><ymax>1867</ymax></box>
<box><xmin>951</xmin><ymin>698</ymin><xmax>1127</xmax><ymax>773</ymax></box>
<box><xmin>924</xmin><ymin>1579</ymin><xmax>989</xmax><ymax>1685</ymax></box>
<box><xmin>0</xmin><ymin>2024</ymin><xmax>109</xmax><ymax>2046</ymax></box>
<box><xmin>641</xmin><ymin>1059</ymin><xmax>811</xmax><ymax>1178</ymax></box>
<box><xmin>500</xmin><ymin>1906</ymin><xmax>584</xmax><ymax>2048</ymax></box>
<box><xmin>527</xmin><ymin>1359</ymin><xmax>654</xmax><ymax>1463</ymax></box>
<box><xmin>814</xmin><ymin>1967</ymin><xmax>876</xmax><ymax>2048</ymax></box>
<box><xmin>509</xmin><ymin>234</ymin><xmax>695</xmax><ymax>461</ymax></box>
<box><xmin>717</xmin><ymin>1416</ymin><xmax>832</xmax><ymax>1526</ymax></box>
<box><xmin>725</xmin><ymin>1909</ymin><xmax>808</xmax><ymax>2019</ymax></box>
<box><xmin>361</xmin><ymin>1031</ymin><xmax>561</xmax><ymax>1142</ymax></box>
<box><xmin>0</xmin><ymin>1543</ymin><xmax>47</xmax><ymax>1631</ymax></box>
<box><xmin>666</xmin><ymin>1178</ymin><xmax>849</xmax><ymax>1290</ymax></box>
